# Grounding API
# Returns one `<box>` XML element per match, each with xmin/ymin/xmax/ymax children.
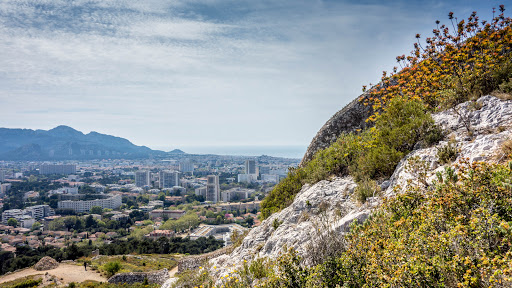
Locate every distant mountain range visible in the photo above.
<box><xmin>0</xmin><ymin>125</ymin><xmax>169</xmax><ymax>160</ymax></box>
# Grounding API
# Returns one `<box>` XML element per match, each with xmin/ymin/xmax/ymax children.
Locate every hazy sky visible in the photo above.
<box><xmin>0</xmin><ymin>0</ymin><xmax>505</xmax><ymax>152</ymax></box>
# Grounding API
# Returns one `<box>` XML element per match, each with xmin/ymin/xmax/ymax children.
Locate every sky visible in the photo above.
<box><xmin>0</xmin><ymin>0</ymin><xmax>506</xmax><ymax>155</ymax></box>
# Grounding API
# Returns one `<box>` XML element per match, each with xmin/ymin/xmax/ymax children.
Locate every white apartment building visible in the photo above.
<box><xmin>179</xmin><ymin>159</ymin><xmax>194</xmax><ymax>173</ymax></box>
<box><xmin>261</xmin><ymin>174</ymin><xmax>280</xmax><ymax>183</ymax></box>
<box><xmin>1</xmin><ymin>209</ymin><xmax>36</xmax><ymax>228</ymax></box>
<box><xmin>159</xmin><ymin>170</ymin><xmax>180</xmax><ymax>188</ymax></box>
<box><xmin>221</xmin><ymin>188</ymin><xmax>254</xmax><ymax>202</ymax></box>
<box><xmin>39</xmin><ymin>164</ymin><xmax>76</xmax><ymax>175</ymax></box>
<box><xmin>195</xmin><ymin>186</ymin><xmax>207</xmax><ymax>199</ymax></box>
<box><xmin>25</xmin><ymin>205</ymin><xmax>55</xmax><ymax>219</ymax></box>
<box><xmin>58</xmin><ymin>194</ymin><xmax>122</xmax><ymax>213</ymax></box>
<box><xmin>49</xmin><ymin>187</ymin><xmax>79</xmax><ymax>196</ymax></box>
<box><xmin>206</xmin><ymin>175</ymin><xmax>220</xmax><ymax>203</ymax></box>
<box><xmin>245</xmin><ymin>160</ymin><xmax>257</xmax><ymax>174</ymax></box>
<box><xmin>135</xmin><ymin>170</ymin><xmax>150</xmax><ymax>187</ymax></box>
<box><xmin>148</xmin><ymin>200</ymin><xmax>164</xmax><ymax>207</ymax></box>
<box><xmin>237</xmin><ymin>173</ymin><xmax>258</xmax><ymax>183</ymax></box>
<box><xmin>2</xmin><ymin>209</ymin><xmax>25</xmax><ymax>224</ymax></box>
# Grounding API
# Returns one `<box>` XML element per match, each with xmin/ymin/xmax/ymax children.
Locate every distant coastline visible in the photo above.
<box><xmin>154</xmin><ymin>145</ymin><xmax>306</xmax><ymax>159</ymax></box>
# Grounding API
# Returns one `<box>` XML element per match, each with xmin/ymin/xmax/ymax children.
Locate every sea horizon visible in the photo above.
<box><xmin>152</xmin><ymin>145</ymin><xmax>306</xmax><ymax>159</ymax></box>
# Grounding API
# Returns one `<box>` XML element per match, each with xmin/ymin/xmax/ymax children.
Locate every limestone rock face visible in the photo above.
<box><xmin>206</xmin><ymin>95</ymin><xmax>512</xmax><ymax>285</ymax></box>
<box><xmin>386</xmin><ymin>95</ymin><xmax>512</xmax><ymax>196</ymax></box>
<box><xmin>209</xmin><ymin>177</ymin><xmax>373</xmax><ymax>279</ymax></box>
<box><xmin>300</xmin><ymin>92</ymin><xmax>374</xmax><ymax>166</ymax></box>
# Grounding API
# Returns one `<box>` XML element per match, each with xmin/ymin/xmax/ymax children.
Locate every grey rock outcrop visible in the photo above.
<box><xmin>385</xmin><ymin>95</ymin><xmax>512</xmax><ymax>195</ymax></box>
<box><xmin>300</xmin><ymin>92</ymin><xmax>374</xmax><ymax>166</ymax></box>
<box><xmin>208</xmin><ymin>177</ymin><xmax>374</xmax><ymax>280</ymax></box>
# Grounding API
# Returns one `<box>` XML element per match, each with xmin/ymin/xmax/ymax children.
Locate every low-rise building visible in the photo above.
<box><xmin>58</xmin><ymin>194</ymin><xmax>122</xmax><ymax>213</ymax></box>
<box><xmin>111</xmin><ymin>214</ymin><xmax>129</xmax><ymax>221</ymax></box>
<box><xmin>148</xmin><ymin>200</ymin><xmax>164</xmax><ymax>207</ymax></box>
<box><xmin>140</xmin><ymin>205</ymin><xmax>155</xmax><ymax>213</ymax></box>
<box><xmin>221</xmin><ymin>188</ymin><xmax>254</xmax><ymax>202</ymax></box>
<box><xmin>25</xmin><ymin>205</ymin><xmax>55</xmax><ymax>220</ymax></box>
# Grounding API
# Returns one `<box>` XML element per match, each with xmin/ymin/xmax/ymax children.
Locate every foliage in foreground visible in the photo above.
<box><xmin>366</xmin><ymin>6</ymin><xmax>512</xmax><ymax>113</ymax></box>
<box><xmin>261</xmin><ymin>6</ymin><xmax>512</xmax><ymax>219</ymax></box>
<box><xmin>182</xmin><ymin>160</ymin><xmax>512</xmax><ymax>287</ymax></box>
<box><xmin>261</xmin><ymin>96</ymin><xmax>442</xmax><ymax>218</ymax></box>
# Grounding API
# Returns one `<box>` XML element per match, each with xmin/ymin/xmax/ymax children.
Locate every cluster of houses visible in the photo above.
<box><xmin>0</xmin><ymin>224</ymin><xmax>120</xmax><ymax>252</ymax></box>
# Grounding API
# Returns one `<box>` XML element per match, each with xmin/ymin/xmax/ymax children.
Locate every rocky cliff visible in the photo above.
<box><xmin>300</xmin><ymin>91</ymin><xmax>374</xmax><ymax>166</ymax></box>
<box><xmin>202</xmin><ymin>95</ymin><xmax>512</xmax><ymax>285</ymax></box>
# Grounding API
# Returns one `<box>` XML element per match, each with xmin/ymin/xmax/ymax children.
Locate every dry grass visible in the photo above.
<box><xmin>0</xmin><ymin>275</ymin><xmax>42</xmax><ymax>288</ymax></box>
<box><xmin>501</xmin><ymin>139</ymin><xmax>512</xmax><ymax>161</ymax></box>
<box><xmin>80</xmin><ymin>254</ymin><xmax>177</xmax><ymax>276</ymax></box>
<box><xmin>491</xmin><ymin>91</ymin><xmax>512</xmax><ymax>101</ymax></box>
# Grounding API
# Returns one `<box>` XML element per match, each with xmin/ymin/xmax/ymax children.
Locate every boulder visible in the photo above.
<box><xmin>34</xmin><ymin>256</ymin><xmax>59</xmax><ymax>271</ymax></box>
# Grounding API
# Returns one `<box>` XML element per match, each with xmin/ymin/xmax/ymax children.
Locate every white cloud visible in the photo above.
<box><xmin>0</xmin><ymin>0</ymin><xmax>502</xmax><ymax>154</ymax></box>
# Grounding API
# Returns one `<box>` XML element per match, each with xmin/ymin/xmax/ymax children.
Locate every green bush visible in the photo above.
<box><xmin>436</xmin><ymin>140</ymin><xmax>458</xmax><ymax>164</ymax></box>
<box><xmin>262</xmin><ymin>97</ymin><xmax>440</xmax><ymax>218</ymax></box>
<box><xmin>353</xmin><ymin>179</ymin><xmax>380</xmax><ymax>204</ymax></box>
<box><xmin>10</xmin><ymin>279</ymin><xmax>42</xmax><ymax>288</ymax></box>
<box><xmin>103</xmin><ymin>261</ymin><xmax>121</xmax><ymax>278</ymax></box>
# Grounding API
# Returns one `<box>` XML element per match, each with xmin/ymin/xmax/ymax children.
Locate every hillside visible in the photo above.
<box><xmin>170</xmin><ymin>7</ymin><xmax>512</xmax><ymax>288</ymax></box>
<box><xmin>0</xmin><ymin>125</ymin><xmax>165</xmax><ymax>160</ymax></box>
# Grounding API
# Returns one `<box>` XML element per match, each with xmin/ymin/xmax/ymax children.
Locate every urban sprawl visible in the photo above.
<box><xmin>0</xmin><ymin>156</ymin><xmax>298</xmax><ymax>252</ymax></box>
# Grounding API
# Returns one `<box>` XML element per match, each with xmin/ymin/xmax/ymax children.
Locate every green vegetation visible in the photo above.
<box><xmin>100</xmin><ymin>236</ymin><xmax>223</xmax><ymax>255</ymax></box>
<box><xmin>353</xmin><ymin>178</ymin><xmax>380</xmax><ymax>204</ymax></box>
<box><xmin>183</xmin><ymin>160</ymin><xmax>512</xmax><ymax>287</ymax></box>
<box><xmin>261</xmin><ymin>97</ymin><xmax>442</xmax><ymax>218</ymax></box>
<box><xmin>102</xmin><ymin>261</ymin><xmax>122</xmax><ymax>277</ymax></box>
<box><xmin>366</xmin><ymin>6</ymin><xmax>512</xmax><ymax>112</ymax></box>
<box><xmin>1</xmin><ymin>276</ymin><xmax>42</xmax><ymax>288</ymax></box>
<box><xmin>0</xmin><ymin>236</ymin><xmax>222</xmax><ymax>276</ymax></box>
<box><xmin>90</xmin><ymin>206</ymin><xmax>103</xmax><ymax>214</ymax></box>
<box><xmin>436</xmin><ymin>139</ymin><xmax>459</xmax><ymax>164</ymax></box>
<box><xmin>158</xmin><ymin>212</ymin><xmax>200</xmax><ymax>232</ymax></box>
<box><xmin>83</xmin><ymin>254</ymin><xmax>177</xmax><ymax>275</ymax></box>
<box><xmin>7</xmin><ymin>218</ymin><xmax>18</xmax><ymax>227</ymax></box>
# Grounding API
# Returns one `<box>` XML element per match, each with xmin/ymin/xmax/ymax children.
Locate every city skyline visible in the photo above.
<box><xmin>0</xmin><ymin>0</ymin><xmax>504</xmax><ymax>151</ymax></box>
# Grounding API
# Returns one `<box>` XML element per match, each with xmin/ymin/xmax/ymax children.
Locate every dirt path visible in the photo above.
<box><xmin>0</xmin><ymin>263</ymin><xmax>107</xmax><ymax>285</ymax></box>
<box><xmin>169</xmin><ymin>266</ymin><xmax>178</xmax><ymax>277</ymax></box>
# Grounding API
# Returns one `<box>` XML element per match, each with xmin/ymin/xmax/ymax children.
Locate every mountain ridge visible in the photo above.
<box><xmin>0</xmin><ymin>125</ymin><xmax>165</xmax><ymax>160</ymax></box>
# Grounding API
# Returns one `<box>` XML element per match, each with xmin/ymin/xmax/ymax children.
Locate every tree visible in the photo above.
<box><xmin>7</xmin><ymin>218</ymin><xmax>17</xmax><ymax>228</ymax></box>
<box><xmin>245</xmin><ymin>217</ymin><xmax>254</xmax><ymax>227</ymax></box>
<box><xmin>85</xmin><ymin>215</ymin><xmax>96</xmax><ymax>228</ymax></box>
<box><xmin>103</xmin><ymin>261</ymin><xmax>122</xmax><ymax>277</ymax></box>
<box><xmin>90</xmin><ymin>206</ymin><xmax>103</xmax><ymax>215</ymax></box>
<box><xmin>32</xmin><ymin>222</ymin><xmax>41</xmax><ymax>231</ymax></box>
